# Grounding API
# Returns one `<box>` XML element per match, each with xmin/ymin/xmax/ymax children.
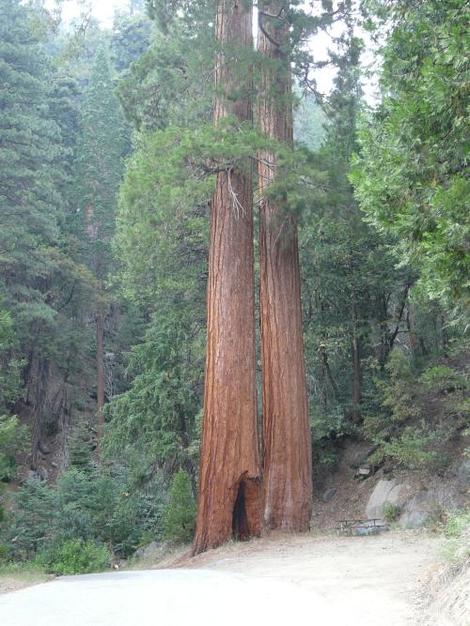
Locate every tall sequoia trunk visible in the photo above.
<box><xmin>257</xmin><ymin>1</ymin><xmax>313</xmax><ymax>530</ymax></box>
<box><xmin>192</xmin><ymin>0</ymin><xmax>261</xmax><ymax>555</ymax></box>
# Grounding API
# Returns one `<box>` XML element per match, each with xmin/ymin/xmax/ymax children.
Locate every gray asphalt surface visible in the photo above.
<box><xmin>0</xmin><ymin>568</ymin><xmax>341</xmax><ymax>626</ymax></box>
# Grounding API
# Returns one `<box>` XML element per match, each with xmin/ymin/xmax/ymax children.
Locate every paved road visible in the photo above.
<box><xmin>0</xmin><ymin>533</ymin><xmax>440</xmax><ymax>626</ymax></box>
<box><xmin>0</xmin><ymin>568</ymin><xmax>343</xmax><ymax>626</ymax></box>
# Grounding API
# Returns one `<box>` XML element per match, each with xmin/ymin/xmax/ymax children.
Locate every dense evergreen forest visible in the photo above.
<box><xmin>0</xmin><ymin>0</ymin><xmax>468</xmax><ymax>572</ymax></box>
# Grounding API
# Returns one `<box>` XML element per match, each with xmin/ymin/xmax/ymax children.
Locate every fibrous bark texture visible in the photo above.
<box><xmin>257</xmin><ymin>0</ymin><xmax>313</xmax><ymax>530</ymax></box>
<box><xmin>192</xmin><ymin>0</ymin><xmax>261</xmax><ymax>555</ymax></box>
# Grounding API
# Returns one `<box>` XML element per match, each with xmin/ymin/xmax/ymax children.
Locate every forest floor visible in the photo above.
<box><xmin>168</xmin><ymin>530</ymin><xmax>444</xmax><ymax>626</ymax></box>
<box><xmin>0</xmin><ymin>563</ymin><xmax>50</xmax><ymax>595</ymax></box>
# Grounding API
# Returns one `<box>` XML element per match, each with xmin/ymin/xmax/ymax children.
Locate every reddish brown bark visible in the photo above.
<box><xmin>192</xmin><ymin>0</ymin><xmax>261</xmax><ymax>555</ymax></box>
<box><xmin>257</xmin><ymin>1</ymin><xmax>313</xmax><ymax>530</ymax></box>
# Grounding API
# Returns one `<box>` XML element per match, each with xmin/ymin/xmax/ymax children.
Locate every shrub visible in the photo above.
<box><xmin>5</xmin><ymin>478</ymin><xmax>55</xmax><ymax>560</ymax></box>
<box><xmin>442</xmin><ymin>511</ymin><xmax>470</xmax><ymax>568</ymax></box>
<box><xmin>379</xmin><ymin>427</ymin><xmax>446</xmax><ymax>470</ymax></box>
<box><xmin>445</xmin><ymin>511</ymin><xmax>470</xmax><ymax>539</ymax></box>
<box><xmin>0</xmin><ymin>543</ymin><xmax>8</xmax><ymax>563</ymax></box>
<box><xmin>383</xmin><ymin>502</ymin><xmax>401</xmax><ymax>523</ymax></box>
<box><xmin>0</xmin><ymin>415</ymin><xmax>27</xmax><ymax>481</ymax></box>
<box><xmin>162</xmin><ymin>470</ymin><xmax>195</xmax><ymax>544</ymax></box>
<box><xmin>311</xmin><ymin>406</ymin><xmax>355</xmax><ymax>468</ymax></box>
<box><xmin>420</xmin><ymin>365</ymin><xmax>468</xmax><ymax>394</ymax></box>
<box><xmin>38</xmin><ymin>539</ymin><xmax>110</xmax><ymax>575</ymax></box>
<box><xmin>365</xmin><ymin>350</ymin><xmax>468</xmax><ymax>470</ymax></box>
<box><xmin>51</xmin><ymin>467</ymin><xmax>162</xmax><ymax>557</ymax></box>
<box><xmin>2</xmin><ymin>465</ymin><xmax>168</xmax><ymax>563</ymax></box>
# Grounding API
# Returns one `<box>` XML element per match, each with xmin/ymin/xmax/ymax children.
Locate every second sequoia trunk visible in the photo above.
<box><xmin>192</xmin><ymin>0</ymin><xmax>261</xmax><ymax>555</ymax></box>
<box><xmin>257</xmin><ymin>1</ymin><xmax>313</xmax><ymax>530</ymax></box>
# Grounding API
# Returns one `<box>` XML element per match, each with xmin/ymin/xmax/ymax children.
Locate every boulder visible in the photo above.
<box><xmin>366</xmin><ymin>480</ymin><xmax>418</xmax><ymax>520</ymax></box>
<box><xmin>365</xmin><ymin>480</ymin><xmax>396</xmax><ymax>519</ymax></box>
<box><xmin>134</xmin><ymin>541</ymin><xmax>166</xmax><ymax>562</ymax></box>
<box><xmin>398</xmin><ymin>491</ymin><xmax>441</xmax><ymax>529</ymax></box>
<box><xmin>387</xmin><ymin>483</ymin><xmax>414</xmax><ymax>508</ymax></box>
<box><xmin>429</xmin><ymin>482</ymin><xmax>463</xmax><ymax>510</ymax></box>
<box><xmin>321</xmin><ymin>488</ymin><xmax>337</xmax><ymax>503</ymax></box>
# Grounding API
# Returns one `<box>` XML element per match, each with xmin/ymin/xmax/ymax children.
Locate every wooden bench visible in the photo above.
<box><xmin>336</xmin><ymin>518</ymin><xmax>386</xmax><ymax>536</ymax></box>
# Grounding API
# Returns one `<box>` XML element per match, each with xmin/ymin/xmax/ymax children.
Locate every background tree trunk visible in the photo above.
<box><xmin>351</xmin><ymin>297</ymin><xmax>362</xmax><ymax>422</ymax></box>
<box><xmin>192</xmin><ymin>0</ymin><xmax>261</xmax><ymax>555</ymax></box>
<box><xmin>257</xmin><ymin>1</ymin><xmax>313</xmax><ymax>530</ymax></box>
<box><xmin>96</xmin><ymin>306</ymin><xmax>105</xmax><ymax>443</ymax></box>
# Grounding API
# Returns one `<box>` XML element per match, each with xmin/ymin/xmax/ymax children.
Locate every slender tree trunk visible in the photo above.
<box><xmin>440</xmin><ymin>314</ymin><xmax>449</xmax><ymax>355</ymax></box>
<box><xmin>351</xmin><ymin>297</ymin><xmax>362</xmax><ymax>422</ymax></box>
<box><xmin>96</xmin><ymin>306</ymin><xmax>105</xmax><ymax>442</ymax></box>
<box><xmin>193</xmin><ymin>0</ymin><xmax>261</xmax><ymax>555</ymax></box>
<box><xmin>320</xmin><ymin>344</ymin><xmax>340</xmax><ymax>402</ymax></box>
<box><xmin>85</xmin><ymin>207</ymin><xmax>107</xmax><ymax>446</ymax></box>
<box><xmin>24</xmin><ymin>346</ymin><xmax>49</xmax><ymax>470</ymax></box>
<box><xmin>257</xmin><ymin>1</ymin><xmax>313</xmax><ymax>531</ymax></box>
<box><xmin>406</xmin><ymin>302</ymin><xmax>419</xmax><ymax>358</ymax></box>
<box><xmin>351</xmin><ymin>336</ymin><xmax>362</xmax><ymax>421</ymax></box>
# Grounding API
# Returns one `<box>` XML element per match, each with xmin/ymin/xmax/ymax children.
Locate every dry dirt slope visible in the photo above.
<box><xmin>171</xmin><ymin>530</ymin><xmax>445</xmax><ymax>626</ymax></box>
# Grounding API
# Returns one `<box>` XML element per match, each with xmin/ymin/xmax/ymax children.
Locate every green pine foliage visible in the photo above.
<box><xmin>76</xmin><ymin>48</ymin><xmax>128</xmax><ymax>279</ymax></box>
<box><xmin>0</xmin><ymin>0</ymin><xmax>98</xmax><ymax>452</ymax></box>
<box><xmin>365</xmin><ymin>349</ymin><xmax>469</xmax><ymax>470</ymax></box>
<box><xmin>162</xmin><ymin>470</ymin><xmax>196</xmax><ymax>544</ymax></box>
<box><xmin>111</xmin><ymin>11</ymin><xmax>153</xmax><ymax>72</ymax></box>
<box><xmin>0</xmin><ymin>0</ymin><xmax>64</xmax><ymax>330</ymax></box>
<box><xmin>117</xmin><ymin>11</ymin><xmax>213</xmax><ymax>131</ymax></box>
<box><xmin>105</xmin><ymin>309</ymin><xmax>203</xmax><ymax>483</ymax></box>
<box><xmin>0</xmin><ymin>309</ymin><xmax>21</xmax><ymax>414</ymax></box>
<box><xmin>0</xmin><ymin>416</ymin><xmax>27</xmax><ymax>482</ymax></box>
<box><xmin>351</xmin><ymin>0</ymin><xmax>470</xmax><ymax>316</ymax></box>
<box><xmin>3</xmin><ymin>466</ymin><xmax>166</xmax><ymax>562</ymax></box>
<box><xmin>300</xmin><ymin>18</ymin><xmax>412</xmax><ymax>464</ymax></box>
<box><xmin>67</xmin><ymin>422</ymin><xmax>96</xmax><ymax>473</ymax></box>
<box><xmin>37</xmin><ymin>539</ymin><xmax>110</xmax><ymax>576</ymax></box>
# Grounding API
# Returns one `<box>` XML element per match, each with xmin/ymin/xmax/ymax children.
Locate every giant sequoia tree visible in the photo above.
<box><xmin>192</xmin><ymin>0</ymin><xmax>262</xmax><ymax>555</ymax></box>
<box><xmin>257</xmin><ymin>1</ymin><xmax>313</xmax><ymax>530</ymax></box>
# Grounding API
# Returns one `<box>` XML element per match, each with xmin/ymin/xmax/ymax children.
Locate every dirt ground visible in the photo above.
<box><xmin>170</xmin><ymin>530</ymin><xmax>444</xmax><ymax>626</ymax></box>
<box><xmin>1</xmin><ymin>531</ymin><xmax>458</xmax><ymax>625</ymax></box>
<box><xmin>0</xmin><ymin>577</ymin><xmax>33</xmax><ymax>595</ymax></box>
<box><xmin>0</xmin><ymin>571</ymin><xmax>50</xmax><ymax>595</ymax></box>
